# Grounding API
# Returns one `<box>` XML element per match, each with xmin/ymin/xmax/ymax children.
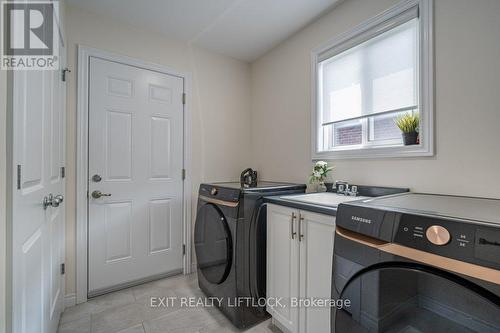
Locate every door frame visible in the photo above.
<box><xmin>75</xmin><ymin>45</ymin><xmax>192</xmax><ymax>304</ymax></box>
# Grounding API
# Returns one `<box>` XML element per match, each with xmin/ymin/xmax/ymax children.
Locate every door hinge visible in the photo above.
<box><xmin>61</xmin><ymin>263</ymin><xmax>65</xmax><ymax>275</ymax></box>
<box><xmin>182</xmin><ymin>244</ymin><xmax>186</xmax><ymax>256</ymax></box>
<box><xmin>16</xmin><ymin>165</ymin><xmax>21</xmax><ymax>190</ymax></box>
<box><xmin>182</xmin><ymin>169</ymin><xmax>186</xmax><ymax>180</ymax></box>
<box><xmin>61</xmin><ymin>166</ymin><xmax>65</xmax><ymax>178</ymax></box>
<box><xmin>182</xmin><ymin>92</ymin><xmax>186</xmax><ymax>105</ymax></box>
<box><xmin>61</xmin><ymin>68</ymin><xmax>71</xmax><ymax>82</ymax></box>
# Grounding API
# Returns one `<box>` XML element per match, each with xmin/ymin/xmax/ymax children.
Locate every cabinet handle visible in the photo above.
<box><xmin>299</xmin><ymin>213</ymin><xmax>304</xmax><ymax>241</ymax></box>
<box><xmin>291</xmin><ymin>212</ymin><xmax>297</xmax><ymax>239</ymax></box>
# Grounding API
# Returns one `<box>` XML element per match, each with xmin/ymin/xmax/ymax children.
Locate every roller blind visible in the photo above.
<box><xmin>319</xmin><ymin>16</ymin><xmax>419</xmax><ymax>126</ymax></box>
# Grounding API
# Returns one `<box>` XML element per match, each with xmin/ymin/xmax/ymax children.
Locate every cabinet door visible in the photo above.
<box><xmin>267</xmin><ymin>204</ymin><xmax>300</xmax><ymax>333</ymax></box>
<box><xmin>298</xmin><ymin>211</ymin><xmax>335</xmax><ymax>333</ymax></box>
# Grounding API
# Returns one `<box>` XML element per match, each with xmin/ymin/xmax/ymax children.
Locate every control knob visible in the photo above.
<box><xmin>426</xmin><ymin>225</ymin><xmax>450</xmax><ymax>246</ymax></box>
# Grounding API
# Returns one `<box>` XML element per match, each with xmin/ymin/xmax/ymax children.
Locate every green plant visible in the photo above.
<box><xmin>395</xmin><ymin>112</ymin><xmax>420</xmax><ymax>133</ymax></box>
<box><xmin>309</xmin><ymin>161</ymin><xmax>334</xmax><ymax>184</ymax></box>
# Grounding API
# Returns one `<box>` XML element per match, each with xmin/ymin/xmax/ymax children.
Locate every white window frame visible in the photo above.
<box><xmin>311</xmin><ymin>0</ymin><xmax>433</xmax><ymax>159</ymax></box>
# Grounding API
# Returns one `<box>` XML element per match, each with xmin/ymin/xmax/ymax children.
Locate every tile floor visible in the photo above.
<box><xmin>58</xmin><ymin>273</ymin><xmax>280</xmax><ymax>333</ymax></box>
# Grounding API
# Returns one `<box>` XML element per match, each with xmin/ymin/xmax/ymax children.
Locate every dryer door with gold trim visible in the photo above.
<box><xmin>194</xmin><ymin>203</ymin><xmax>233</xmax><ymax>285</ymax></box>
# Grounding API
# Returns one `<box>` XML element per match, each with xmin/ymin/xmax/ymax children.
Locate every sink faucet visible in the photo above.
<box><xmin>335</xmin><ymin>181</ymin><xmax>359</xmax><ymax>196</ymax></box>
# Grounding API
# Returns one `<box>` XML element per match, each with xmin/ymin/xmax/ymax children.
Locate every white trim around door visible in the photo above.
<box><xmin>76</xmin><ymin>45</ymin><xmax>192</xmax><ymax>304</ymax></box>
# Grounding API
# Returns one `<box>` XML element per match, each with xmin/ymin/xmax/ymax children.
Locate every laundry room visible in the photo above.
<box><xmin>1</xmin><ymin>0</ymin><xmax>500</xmax><ymax>332</ymax></box>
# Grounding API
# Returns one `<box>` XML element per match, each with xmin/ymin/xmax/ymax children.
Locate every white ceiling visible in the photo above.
<box><xmin>66</xmin><ymin>0</ymin><xmax>340</xmax><ymax>62</ymax></box>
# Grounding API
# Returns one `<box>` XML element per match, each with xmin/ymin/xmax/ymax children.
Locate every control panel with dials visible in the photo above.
<box><xmin>336</xmin><ymin>193</ymin><xmax>500</xmax><ymax>271</ymax></box>
<box><xmin>393</xmin><ymin>213</ymin><xmax>500</xmax><ymax>270</ymax></box>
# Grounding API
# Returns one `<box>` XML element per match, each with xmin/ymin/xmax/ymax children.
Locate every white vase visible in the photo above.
<box><xmin>317</xmin><ymin>181</ymin><xmax>327</xmax><ymax>192</ymax></box>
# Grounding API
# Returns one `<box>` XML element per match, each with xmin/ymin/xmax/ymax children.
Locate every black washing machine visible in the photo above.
<box><xmin>194</xmin><ymin>181</ymin><xmax>306</xmax><ymax>329</ymax></box>
<box><xmin>332</xmin><ymin>193</ymin><xmax>500</xmax><ymax>333</ymax></box>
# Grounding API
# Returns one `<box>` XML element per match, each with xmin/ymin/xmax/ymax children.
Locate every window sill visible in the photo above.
<box><xmin>312</xmin><ymin>143</ymin><xmax>434</xmax><ymax>160</ymax></box>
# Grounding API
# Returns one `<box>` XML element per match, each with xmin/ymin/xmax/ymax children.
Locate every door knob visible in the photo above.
<box><xmin>91</xmin><ymin>190</ymin><xmax>112</xmax><ymax>199</ymax></box>
<box><xmin>55</xmin><ymin>194</ymin><xmax>64</xmax><ymax>203</ymax></box>
<box><xmin>43</xmin><ymin>194</ymin><xmax>64</xmax><ymax>209</ymax></box>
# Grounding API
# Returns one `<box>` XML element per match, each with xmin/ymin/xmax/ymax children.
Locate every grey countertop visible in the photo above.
<box><xmin>264</xmin><ymin>186</ymin><xmax>410</xmax><ymax>215</ymax></box>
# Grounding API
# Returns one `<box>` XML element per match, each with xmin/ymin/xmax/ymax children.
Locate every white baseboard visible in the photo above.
<box><xmin>64</xmin><ymin>293</ymin><xmax>76</xmax><ymax>309</ymax></box>
<box><xmin>271</xmin><ymin>318</ymin><xmax>291</xmax><ymax>333</ymax></box>
<box><xmin>65</xmin><ymin>265</ymin><xmax>196</xmax><ymax>310</ymax></box>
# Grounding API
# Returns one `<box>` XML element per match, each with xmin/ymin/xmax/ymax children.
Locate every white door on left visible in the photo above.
<box><xmin>11</xmin><ymin>35</ymin><xmax>66</xmax><ymax>333</ymax></box>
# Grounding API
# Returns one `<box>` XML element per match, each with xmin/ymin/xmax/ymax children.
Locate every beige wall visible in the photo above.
<box><xmin>0</xmin><ymin>63</ymin><xmax>7</xmax><ymax>333</ymax></box>
<box><xmin>251</xmin><ymin>0</ymin><xmax>500</xmax><ymax>198</ymax></box>
<box><xmin>64</xmin><ymin>5</ymin><xmax>252</xmax><ymax>296</ymax></box>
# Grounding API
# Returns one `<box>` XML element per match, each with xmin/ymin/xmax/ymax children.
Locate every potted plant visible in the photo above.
<box><xmin>395</xmin><ymin>112</ymin><xmax>420</xmax><ymax>145</ymax></box>
<box><xmin>309</xmin><ymin>161</ymin><xmax>334</xmax><ymax>192</ymax></box>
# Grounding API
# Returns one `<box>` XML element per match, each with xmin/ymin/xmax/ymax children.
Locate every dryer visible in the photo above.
<box><xmin>332</xmin><ymin>193</ymin><xmax>500</xmax><ymax>333</ymax></box>
<box><xmin>195</xmin><ymin>181</ymin><xmax>306</xmax><ymax>329</ymax></box>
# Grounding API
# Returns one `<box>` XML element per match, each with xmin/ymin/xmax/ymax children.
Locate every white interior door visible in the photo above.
<box><xmin>88</xmin><ymin>57</ymin><xmax>184</xmax><ymax>295</ymax></box>
<box><xmin>11</xmin><ymin>36</ymin><xmax>66</xmax><ymax>333</ymax></box>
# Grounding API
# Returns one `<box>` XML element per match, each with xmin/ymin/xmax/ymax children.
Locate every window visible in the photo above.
<box><xmin>312</xmin><ymin>0</ymin><xmax>433</xmax><ymax>159</ymax></box>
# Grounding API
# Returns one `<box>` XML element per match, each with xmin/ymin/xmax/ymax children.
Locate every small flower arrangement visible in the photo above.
<box><xmin>309</xmin><ymin>161</ymin><xmax>334</xmax><ymax>184</ymax></box>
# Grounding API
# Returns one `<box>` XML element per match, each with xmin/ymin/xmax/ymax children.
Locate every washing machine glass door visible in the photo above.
<box><xmin>334</xmin><ymin>262</ymin><xmax>500</xmax><ymax>333</ymax></box>
<box><xmin>194</xmin><ymin>203</ymin><xmax>233</xmax><ymax>284</ymax></box>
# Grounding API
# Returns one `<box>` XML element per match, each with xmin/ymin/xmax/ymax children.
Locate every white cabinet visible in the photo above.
<box><xmin>267</xmin><ymin>204</ymin><xmax>300</xmax><ymax>332</ymax></box>
<box><xmin>267</xmin><ymin>204</ymin><xmax>335</xmax><ymax>333</ymax></box>
<box><xmin>299</xmin><ymin>210</ymin><xmax>336</xmax><ymax>333</ymax></box>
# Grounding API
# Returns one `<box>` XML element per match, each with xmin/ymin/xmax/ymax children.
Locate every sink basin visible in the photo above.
<box><xmin>280</xmin><ymin>192</ymin><xmax>369</xmax><ymax>207</ymax></box>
